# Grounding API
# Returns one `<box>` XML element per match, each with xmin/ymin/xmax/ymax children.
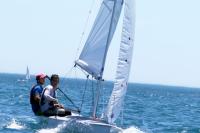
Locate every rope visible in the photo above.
<box><xmin>58</xmin><ymin>88</ymin><xmax>80</xmax><ymax>113</ymax></box>
<box><xmin>46</xmin><ymin>76</ymin><xmax>80</xmax><ymax>113</ymax></box>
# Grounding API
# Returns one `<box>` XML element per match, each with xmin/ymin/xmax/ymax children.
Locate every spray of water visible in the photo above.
<box><xmin>36</xmin><ymin>123</ymin><xmax>67</xmax><ymax>133</ymax></box>
<box><xmin>123</xmin><ymin>126</ymin><xmax>145</xmax><ymax>133</ymax></box>
<box><xmin>6</xmin><ymin>118</ymin><xmax>26</xmax><ymax>130</ymax></box>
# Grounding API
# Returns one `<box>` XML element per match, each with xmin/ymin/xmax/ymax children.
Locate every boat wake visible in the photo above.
<box><xmin>6</xmin><ymin>118</ymin><xmax>26</xmax><ymax>130</ymax></box>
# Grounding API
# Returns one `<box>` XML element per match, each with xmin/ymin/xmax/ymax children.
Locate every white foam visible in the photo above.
<box><xmin>37</xmin><ymin>116</ymin><xmax>145</xmax><ymax>133</ymax></box>
<box><xmin>123</xmin><ymin>126</ymin><xmax>145</xmax><ymax>133</ymax></box>
<box><xmin>6</xmin><ymin>118</ymin><xmax>25</xmax><ymax>130</ymax></box>
<box><xmin>37</xmin><ymin>123</ymin><xmax>66</xmax><ymax>133</ymax></box>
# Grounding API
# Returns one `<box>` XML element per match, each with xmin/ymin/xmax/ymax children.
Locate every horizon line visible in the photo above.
<box><xmin>1</xmin><ymin>72</ymin><xmax>199</xmax><ymax>89</ymax></box>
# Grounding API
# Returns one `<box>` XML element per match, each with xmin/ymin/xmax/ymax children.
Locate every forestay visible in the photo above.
<box><xmin>105</xmin><ymin>0</ymin><xmax>136</xmax><ymax>124</ymax></box>
<box><xmin>75</xmin><ymin>0</ymin><xmax>123</xmax><ymax>79</ymax></box>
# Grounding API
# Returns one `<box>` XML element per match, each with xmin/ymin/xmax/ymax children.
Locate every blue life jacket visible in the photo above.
<box><xmin>30</xmin><ymin>84</ymin><xmax>43</xmax><ymax>114</ymax></box>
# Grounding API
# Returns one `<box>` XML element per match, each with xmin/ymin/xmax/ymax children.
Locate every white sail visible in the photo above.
<box><xmin>75</xmin><ymin>0</ymin><xmax>123</xmax><ymax>79</ymax></box>
<box><xmin>105</xmin><ymin>0</ymin><xmax>135</xmax><ymax>123</ymax></box>
<box><xmin>25</xmin><ymin>66</ymin><xmax>30</xmax><ymax>80</ymax></box>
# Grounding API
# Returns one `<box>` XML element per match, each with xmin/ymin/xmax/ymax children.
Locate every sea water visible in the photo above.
<box><xmin>0</xmin><ymin>73</ymin><xmax>200</xmax><ymax>133</ymax></box>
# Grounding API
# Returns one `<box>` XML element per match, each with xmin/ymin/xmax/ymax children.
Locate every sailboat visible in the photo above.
<box><xmin>17</xmin><ymin>66</ymin><xmax>30</xmax><ymax>82</ymax></box>
<box><xmin>25</xmin><ymin>66</ymin><xmax>31</xmax><ymax>81</ymax></box>
<box><xmin>46</xmin><ymin>0</ymin><xmax>135</xmax><ymax>132</ymax></box>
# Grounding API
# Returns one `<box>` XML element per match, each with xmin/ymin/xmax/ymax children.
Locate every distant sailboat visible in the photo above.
<box><xmin>44</xmin><ymin>0</ymin><xmax>136</xmax><ymax>132</ymax></box>
<box><xmin>17</xmin><ymin>66</ymin><xmax>30</xmax><ymax>82</ymax></box>
<box><xmin>25</xmin><ymin>66</ymin><xmax>30</xmax><ymax>80</ymax></box>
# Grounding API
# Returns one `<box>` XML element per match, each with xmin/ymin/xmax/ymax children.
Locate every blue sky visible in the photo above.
<box><xmin>0</xmin><ymin>0</ymin><xmax>200</xmax><ymax>87</ymax></box>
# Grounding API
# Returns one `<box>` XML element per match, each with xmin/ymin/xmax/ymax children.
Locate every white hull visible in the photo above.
<box><xmin>42</xmin><ymin>112</ymin><xmax>123</xmax><ymax>133</ymax></box>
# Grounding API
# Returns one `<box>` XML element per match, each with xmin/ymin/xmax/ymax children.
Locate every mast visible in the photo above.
<box><xmin>92</xmin><ymin>80</ymin><xmax>102</xmax><ymax>118</ymax></box>
<box><xmin>92</xmin><ymin>0</ymin><xmax>118</xmax><ymax>119</ymax></box>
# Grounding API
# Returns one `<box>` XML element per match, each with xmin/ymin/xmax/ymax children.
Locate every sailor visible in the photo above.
<box><xmin>30</xmin><ymin>73</ymin><xmax>47</xmax><ymax>115</ymax></box>
<box><xmin>41</xmin><ymin>74</ymin><xmax>71</xmax><ymax>117</ymax></box>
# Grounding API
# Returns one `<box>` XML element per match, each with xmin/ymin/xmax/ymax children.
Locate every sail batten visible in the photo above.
<box><xmin>76</xmin><ymin>0</ymin><xmax>123</xmax><ymax>79</ymax></box>
<box><xmin>105</xmin><ymin>0</ymin><xmax>135</xmax><ymax>123</ymax></box>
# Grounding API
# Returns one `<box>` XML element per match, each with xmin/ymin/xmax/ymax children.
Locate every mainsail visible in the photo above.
<box><xmin>105</xmin><ymin>0</ymin><xmax>135</xmax><ymax>123</ymax></box>
<box><xmin>75</xmin><ymin>0</ymin><xmax>123</xmax><ymax>79</ymax></box>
